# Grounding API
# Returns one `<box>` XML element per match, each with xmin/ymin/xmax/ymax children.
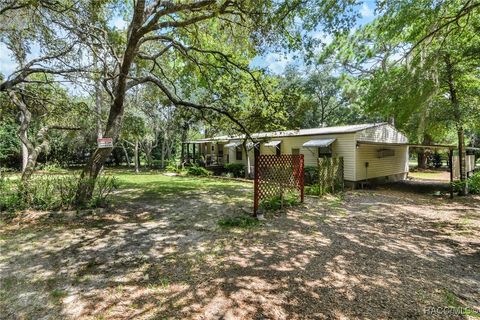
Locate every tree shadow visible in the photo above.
<box><xmin>1</xmin><ymin>184</ymin><xmax>478</xmax><ymax>319</ymax></box>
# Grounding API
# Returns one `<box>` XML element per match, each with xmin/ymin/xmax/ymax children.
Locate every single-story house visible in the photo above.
<box><xmin>184</xmin><ymin>123</ymin><xmax>410</xmax><ymax>185</ymax></box>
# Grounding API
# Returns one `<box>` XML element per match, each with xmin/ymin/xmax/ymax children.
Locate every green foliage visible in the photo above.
<box><xmin>165</xmin><ymin>163</ymin><xmax>183</xmax><ymax>173</ymax></box>
<box><xmin>0</xmin><ymin>174</ymin><xmax>117</xmax><ymax>212</ymax></box>
<box><xmin>38</xmin><ymin>162</ymin><xmax>65</xmax><ymax>173</ymax></box>
<box><xmin>186</xmin><ymin>165</ymin><xmax>211</xmax><ymax>177</ymax></box>
<box><xmin>218</xmin><ymin>215</ymin><xmax>259</xmax><ymax>229</ymax></box>
<box><xmin>305</xmin><ymin>184</ymin><xmax>322</xmax><ymax>195</ymax></box>
<box><xmin>260</xmin><ymin>192</ymin><xmax>300</xmax><ymax>211</ymax></box>
<box><xmin>223</xmin><ymin>163</ymin><xmax>245</xmax><ymax>178</ymax></box>
<box><xmin>304</xmin><ymin>166</ymin><xmax>319</xmax><ymax>185</ymax></box>
<box><xmin>316</xmin><ymin>157</ymin><xmax>344</xmax><ymax>195</ymax></box>
<box><xmin>452</xmin><ymin>172</ymin><xmax>480</xmax><ymax>195</ymax></box>
<box><xmin>0</xmin><ymin>118</ymin><xmax>20</xmax><ymax>168</ymax></box>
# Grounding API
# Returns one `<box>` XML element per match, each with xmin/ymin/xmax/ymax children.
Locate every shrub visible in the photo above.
<box><xmin>218</xmin><ymin>215</ymin><xmax>259</xmax><ymax>229</ymax></box>
<box><xmin>39</xmin><ymin>162</ymin><xmax>65</xmax><ymax>173</ymax></box>
<box><xmin>165</xmin><ymin>164</ymin><xmax>180</xmax><ymax>172</ymax></box>
<box><xmin>223</xmin><ymin>163</ymin><xmax>245</xmax><ymax>178</ymax></box>
<box><xmin>452</xmin><ymin>171</ymin><xmax>480</xmax><ymax>194</ymax></box>
<box><xmin>304</xmin><ymin>166</ymin><xmax>319</xmax><ymax>185</ymax></box>
<box><xmin>305</xmin><ymin>184</ymin><xmax>321</xmax><ymax>195</ymax></box>
<box><xmin>187</xmin><ymin>165</ymin><xmax>211</xmax><ymax>176</ymax></box>
<box><xmin>89</xmin><ymin>176</ymin><xmax>119</xmax><ymax>207</ymax></box>
<box><xmin>0</xmin><ymin>172</ymin><xmax>22</xmax><ymax>212</ymax></box>
<box><xmin>0</xmin><ymin>174</ymin><xmax>117</xmax><ymax>212</ymax></box>
<box><xmin>259</xmin><ymin>192</ymin><xmax>300</xmax><ymax>211</ymax></box>
<box><xmin>151</xmin><ymin>160</ymin><xmax>163</xmax><ymax>168</ymax></box>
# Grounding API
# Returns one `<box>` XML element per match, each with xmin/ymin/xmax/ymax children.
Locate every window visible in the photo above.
<box><xmin>318</xmin><ymin>146</ymin><xmax>332</xmax><ymax>158</ymax></box>
<box><xmin>211</xmin><ymin>145</ymin><xmax>215</xmax><ymax>151</ymax></box>
<box><xmin>218</xmin><ymin>145</ymin><xmax>223</xmax><ymax>157</ymax></box>
<box><xmin>276</xmin><ymin>143</ymin><xmax>281</xmax><ymax>156</ymax></box>
<box><xmin>292</xmin><ymin>148</ymin><xmax>300</xmax><ymax>155</ymax></box>
<box><xmin>236</xmin><ymin>147</ymin><xmax>242</xmax><ymax>160</ymax></box>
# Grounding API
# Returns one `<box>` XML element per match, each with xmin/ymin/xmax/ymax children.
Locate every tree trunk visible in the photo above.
<box><xmin>9</xmin><ymin>90</ymin><xmax>36</xmax><ymax>180</ymax></box>
<box><xmin>457</xmin><ymin>126</ymin><xmax>467</xmax><ymax>194</ymax></box>
<box><xmin>161</xmin><ymin>138</ymin><xmax>166</xmax><ymax>168</ymax></box>
<box><xmin>19</xmin><ymin>113</ymin><xmax>29</xmax><ymax>172</ymax></box>
<box><xmin>417</xmin><ymin>152</ymin><xmax>427</xmax><ymax>169</ymax></box>
<box><xmin>75</xmin><ymin>1</ymin><xmax>146</xmax><ymax>205</ymax></box>
<box><xmin>122</xmin><ymin>143</ymin><xmax>131</xmax><ymax>167</ymax></box>
<box><xmin>134</xmin><ymin>139</ymin><xmax>140</xmax><ymax>173</ymax></box>
<box><xmin>445</xmin><ymin>53</ymin><xmax>467</xmax><ymax>195</ymax></box>
<box><xmin>21</xmin><ymin>149</ymin><xmax>41</xmax><ymax>181</ymax></box>
<box><xmin>94</xmin><ymin>55</ymin><xmax>103</xmax><ymax>141</ymax></box>
<box><xmin>417</xmin><ymin>135</ymin><xmax>432</xmax><ymax>169</ymax></box>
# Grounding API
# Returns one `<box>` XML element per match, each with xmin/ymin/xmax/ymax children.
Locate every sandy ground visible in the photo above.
<box><xmin>1</xmin><ymin>183</ymin><xmax>479</xmax><ymax>319</ymax></box>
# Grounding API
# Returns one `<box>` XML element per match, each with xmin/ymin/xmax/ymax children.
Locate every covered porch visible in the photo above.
<box><xmin>181</xmin><ymin>137</ymin><xmax>229</xmax><ymax>167</ymax></box>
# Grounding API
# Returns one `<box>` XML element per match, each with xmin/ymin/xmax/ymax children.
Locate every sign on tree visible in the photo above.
<box><xmin>97</xmin><ymin>138</ymin><xmax>113</xmax><ymax>148</ymax></box>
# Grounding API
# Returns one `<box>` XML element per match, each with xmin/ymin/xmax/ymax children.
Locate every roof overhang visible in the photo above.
<box><xmin>224</xmin><ymin>141</ymin><xmax>242</xmax><ymax>148</ymax></box>
<box><xmin>303</xmin><ymin>138</ymin><xmax>336</xmax><ymax>148</ymax></box>
<box><xmin>264</xmin><ymin>140</ymin><xmax>282</xmax><ymax>147</ymax></box>
<box><xmin>356</xmin><ymin>140</ymin><xmax>462</xmax><ymax>151</ymax></box>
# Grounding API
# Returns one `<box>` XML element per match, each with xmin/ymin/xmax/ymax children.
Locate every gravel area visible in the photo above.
<box><xmin>1</xmin><ymin>183</ymin><xmax>479</xmax><ymax>319</ymax></box>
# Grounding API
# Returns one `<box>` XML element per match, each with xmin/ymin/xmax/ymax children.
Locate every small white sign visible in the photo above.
<box><xmin>97</xmin><ymin>137</ymin><xmax>113</xmax><ymax>148</ymax></box>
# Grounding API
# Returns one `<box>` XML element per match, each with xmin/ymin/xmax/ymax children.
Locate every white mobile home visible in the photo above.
<box><xmin>184</xmin><ymin>123</ymin><xmax>409</xmax><ymax>184</ymax></box>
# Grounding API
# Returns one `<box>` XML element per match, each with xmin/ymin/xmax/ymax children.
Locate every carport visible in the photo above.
<box><xmin>356</xmin><ymin>141</ymin><xmax>479</xmax><ymax>197</ymax></box>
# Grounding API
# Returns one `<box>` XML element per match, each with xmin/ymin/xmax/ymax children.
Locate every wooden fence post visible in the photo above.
<box><xmin>253</xmin><ymin>152</ymin><xmax>259</xmax><ymax>216</ymax></box>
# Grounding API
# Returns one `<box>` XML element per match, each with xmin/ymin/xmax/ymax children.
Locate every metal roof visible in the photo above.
<box><xmin>188</xmin><ymin>123</ymin><xmax>386</xmax><ymax>143</ymax></box>
<box><xmin>303</xmin><ymin>138</ymin><xmax>336</xmax><ymax>148</ymax></box>
<box><xmin>245</xmin><ymin>123</ymin><xmax>385</xmax><ymax>139</ymax></box>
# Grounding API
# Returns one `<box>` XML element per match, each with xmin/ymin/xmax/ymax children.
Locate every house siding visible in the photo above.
<box><xmin>354</xmin><ymin>124</ymin><xmax>409</xmax><ymax>181</ymax></box>
<box><xmin>355</xmin><ymin>144</ymin><xmax>409</xmax><ymax>181</ymax></box>
<box><xmin>257</xmin><ymin>134</ymin><xmax>357</xmax><ymax>181</ymax></box>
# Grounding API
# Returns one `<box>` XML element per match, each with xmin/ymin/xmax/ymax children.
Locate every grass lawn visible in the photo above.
<box><xmin>1</xmin><ymin>170</ymin><xmax>479</xmax><ymax>319</ymax></box>
<box><xmin>408</xmin><ymin>170</ymin><xmax>451</xmax><ymax>181</ymax></box>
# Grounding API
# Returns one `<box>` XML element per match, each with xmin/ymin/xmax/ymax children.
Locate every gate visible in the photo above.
<box><xmin>253</xmin><ymin>154</ymin><xmax>304</xmax><ymax>215</ymax></box>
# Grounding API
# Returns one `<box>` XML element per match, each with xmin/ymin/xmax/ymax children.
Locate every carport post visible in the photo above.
<box><xmin>449</xmin><ymin>149</ymin><xmax>454</xmax><ymax>199</ymax></box>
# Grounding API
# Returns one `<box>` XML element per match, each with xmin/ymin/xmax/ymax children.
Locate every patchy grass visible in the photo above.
<box><xmin>218</xmin><ymin>215</ymin><xmax>260</xmax><ymax>229</ymax></box>
<box><xmin>409</xmin><ymin>170</ymin><xmax>450</xmax><ymax>181</ymax></box>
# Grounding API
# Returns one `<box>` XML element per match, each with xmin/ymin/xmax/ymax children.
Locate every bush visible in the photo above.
<box><xmin>305</xmin><ymin>184</ymin><xmax>321</xmax><ymax>195</ymax></box>
<box><xmin>0</xmin><ymin>173</ymin><xmax>22</xmax><ymax>212</ymax></box>
<box><xmin>187</xmin><ymin>165</ymin><xmax>211</xmax><ymax>176</ymax></box>
<box><xmin>38</xmin><ymin>162</ymin><xmax>65</xmax><ymax>173</ymax></box>
<box><xmin>0</xmin><ymin>174</ymin><xmax>117</xmax><ymax>212</ymax></box>
<box><xmin>165</xmin><ymin>164</ymin><xmax>180</xmax><ymax>173</ymax></box>
<box><xmin>304</xmin><ymin>166</ymin><xmax>319</xmax><ymax>185</ymax></box>
<box><xmin>218</xmin><ymin>215</ymin><xmax>259</xmax><ymax>229</ymax></box>
<box><xmin>223</xmin><ymin>163</ymin><xmax>245</xmax><ymax>178</ymax></box>
<box><xmin>452</xmin><ymin>171</ymin><xmax>480</xmax><ymax>194</ymax></box>
<box><xmin>151</xmin><ymin>160</ymin><xmax>163</xmax><ymax>169</ymax></box>
<box><xmin>260</xmin><ymin>192</ymin><xmax>300</xmax><ymax>211</ymax></box>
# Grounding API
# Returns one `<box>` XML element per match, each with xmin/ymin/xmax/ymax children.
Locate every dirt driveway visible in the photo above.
<box><xmin>1</xmin><ymin>176</ymin><xmax>479</xmax><ymax>319</ymax></box>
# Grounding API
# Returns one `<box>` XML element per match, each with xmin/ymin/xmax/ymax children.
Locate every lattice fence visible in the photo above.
<box><xmin>254</xmin><ymin>154</ymin><xmax>304</xmax><ymax>215</ymax></box>
<box><xmin>317</xmin><ymin>157</ymin><xmax>344</xmax><ymax>195</ymax></box>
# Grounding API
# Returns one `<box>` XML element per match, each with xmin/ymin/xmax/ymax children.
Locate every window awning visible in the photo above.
<box><xmin>303</xmin><ymin>138</ymin><xmax>336</xmax><ymax>148</ymax></box>
<box><xmin>224</xmin><ymin>141</ymin><xmax>242</xmax><ymax>148</ymax></box>
<box><xmin>264</xmin><ymin>140</ymin><xmax>282</xmax><ymax>147</ymax></box>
